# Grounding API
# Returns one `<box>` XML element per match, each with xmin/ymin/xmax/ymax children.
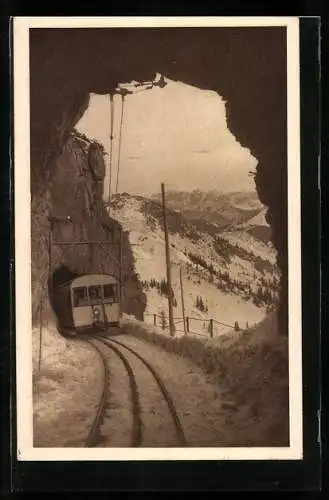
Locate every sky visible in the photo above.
<box><xmin>76</xmin><ymin>75</ymin><xmax>258</xmax><ymax>200</ymax></box>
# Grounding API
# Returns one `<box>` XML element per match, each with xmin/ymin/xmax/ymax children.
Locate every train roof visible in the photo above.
<box><xmin>58</xmin><ymin>273</ymin><xmax>118</xmax><ymax>289</ymax></box>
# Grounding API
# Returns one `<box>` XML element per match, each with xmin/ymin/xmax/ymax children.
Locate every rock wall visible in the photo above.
<box><xmin>31</xmin><ymin>131</ymin><xmax>146</xmax><ymax>325</ymax></box>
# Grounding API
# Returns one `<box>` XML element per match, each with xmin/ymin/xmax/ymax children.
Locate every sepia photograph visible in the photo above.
<box><xmin>14</xmin><ymin>16</ymin><xmax>302</xmax><ymax>461</ymax></box>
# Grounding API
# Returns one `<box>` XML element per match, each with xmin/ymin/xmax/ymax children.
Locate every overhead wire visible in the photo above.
<box><xmin>115</xmin><ymin>94</ymin><xmax>126</xmax><ymax>194</ymax></box>
<box><xmin>112</xmin><ymin>79</ymin><xmax>164</xmax><ymax>196</ymax></box>
<box><xmin>110</xmin><ymin>77</ymin><xmax>166</xmax><ymax>198</ymax></box>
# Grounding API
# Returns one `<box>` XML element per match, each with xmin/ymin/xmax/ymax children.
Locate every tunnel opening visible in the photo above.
<box><xmin>30</xmin><ymin>26</ymin><xmax>288</xmax><ymax>335</ymax></box>
<box><xmin>77</xmin><ymin>75</ymin><xmax>259</xmax><ymax>200</ymax></box>
<box><xmin>74</xmin><ymin>73</ymin><xmax>280</xmax><ymax>332</ymax></box>
<box><xmin>48</xmin><ymin>264</ymin><xmax>81</xmax><ymax>333</ymax></box>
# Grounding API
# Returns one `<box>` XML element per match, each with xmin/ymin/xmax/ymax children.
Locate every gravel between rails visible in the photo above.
<box><xmin>90</xmin><ymin>338</ymin><xmax>140</xmax><ymax>448</ymax></box>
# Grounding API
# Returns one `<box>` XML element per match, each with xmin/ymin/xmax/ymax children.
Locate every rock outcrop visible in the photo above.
<box><xmin>31</xmin><ymin>131</ymin><xmax>146</xmax><ymax>324</ymax></box>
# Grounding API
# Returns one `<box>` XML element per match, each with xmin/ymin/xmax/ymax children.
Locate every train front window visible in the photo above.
<box><xmin>73</xmin><ymin>287</ymin><xmax>87</xmax><ymax>307</ymax></box>
<box><xmin>89</xmin><ymin>285</ymin><xmax>102</xmax><ymax>300</ymax></box>
<box><xmin>103</xmin><ymin>284</ymin><xmax>116</xmax><ymax>299</ymax></box>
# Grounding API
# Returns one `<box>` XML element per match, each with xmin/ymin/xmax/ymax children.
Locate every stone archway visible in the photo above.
<box><xmin>29</xmin><ymin>26</ymin><xmax>288</xmax><ymax>334</ymax></box>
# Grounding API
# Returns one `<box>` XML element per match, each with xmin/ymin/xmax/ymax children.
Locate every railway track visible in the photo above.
<box><xmin>80</xmin><ymin>333</ymin><xmax>187</xmax><ymax>447</ymax></box>
<box><xmin>93</xmin><ymin>337</ymin><xmax>142</xmax><ymax>447</ymax></box>
<box><xmin>82</xmin><ymin>339</ymin><xmax>110</xmax><ymax>447</ymax></box>
<box><xmin>98</xmin><ymin>336</ymin><xmax>186</xmax><ymax>446</ymax></box>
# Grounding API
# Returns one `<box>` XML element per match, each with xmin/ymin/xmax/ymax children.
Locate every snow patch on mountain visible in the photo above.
<box><xmin>244</xmin><ymin>208</ymin><xmax>268</xmax><ymax>227</ymax></box>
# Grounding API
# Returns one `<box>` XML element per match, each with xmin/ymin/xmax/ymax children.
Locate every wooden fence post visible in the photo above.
<box><xmin>161</xmin><ymin>183</ymin><xmax>175</xmax><ymax>337</ymax></box>
<box><xmin>179</xmin><ymin>266</ymin><xmax>187</xmax><ymax>335</ymax></box>
<box><xmin>186</xmin><ymin>316</ymin><xmax>189</xmax><ymax>333</ymax></box>
<box><xmin>210</xmin><ymin>318</ymin><xmax>214</xmax><ymax>338</ymax></box>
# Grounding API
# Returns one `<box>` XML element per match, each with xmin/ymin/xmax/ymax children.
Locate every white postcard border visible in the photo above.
<box><xmin>14</xmin><ymin>16</ymin><xmax>302</xmax><ymax>461</ymax></box>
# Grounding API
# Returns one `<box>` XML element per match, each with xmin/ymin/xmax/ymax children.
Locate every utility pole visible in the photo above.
<box><xmin>108</xmin><ymin>92</ymin><xmax>115</xmax><ymax>216</ymax></box>
<box><xmin>161</xmin><ymin>182</ymin><xmax>175</xmax><ymax>336</ymax></box>
<box><xmin>179</xmin><ymin>265</ymin><xmax>187</xmax><ymax>335</ymax></box>
<box><xmin>119</xmin><ymin>228</ymin><xmax>124</xmax><ymax>317</ymax></box>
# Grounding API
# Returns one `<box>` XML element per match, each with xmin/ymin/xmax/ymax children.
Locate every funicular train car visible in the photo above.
<box><xmin>55</xmin><ymin>273</ymin><xmax>121</xmax><ymax>335</ymax></box>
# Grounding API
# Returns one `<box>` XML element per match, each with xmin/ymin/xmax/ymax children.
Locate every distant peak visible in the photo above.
<box><xmin>149</xmin><ymin>188</ymin><xmax>258</xmax><ymax>197</ymax></box>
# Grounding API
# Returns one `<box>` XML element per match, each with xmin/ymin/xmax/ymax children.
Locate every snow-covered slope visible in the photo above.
<box><xmin>236</xmin><ymin>206</ymin><xmax>272</xmax><ymax>244</ymax></box>
<box><xmin>109</xmin><ymin>193</ymin><xmax>280</xmax><ymax>338</ymax></box>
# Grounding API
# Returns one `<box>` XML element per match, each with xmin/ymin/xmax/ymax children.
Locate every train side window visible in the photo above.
<box><xmin>89</xmin><ymin>285</ymin><xmax>102</xmax><ymax>299</ymax></box>
<box><xmin>73</xmin><ymin>287</ymin><xmax>87</xmax><ymax>307</ymax></box>
<box><xmin>103</xmin><ymin>284</ymin><xmax>115</xmax><ymax>298</ymax></box>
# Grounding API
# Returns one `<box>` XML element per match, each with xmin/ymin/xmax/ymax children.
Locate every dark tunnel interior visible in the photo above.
<box><xmin>48</xmin><ymin>265</ymin><xmax>81</xmax><ymax>329</ymax></box>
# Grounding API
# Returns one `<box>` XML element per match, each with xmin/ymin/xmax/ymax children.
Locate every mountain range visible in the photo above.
<box><xmin>150</xmin><ymin>189</ymin><xmax>270</xmax><ymax>241</ymax></box>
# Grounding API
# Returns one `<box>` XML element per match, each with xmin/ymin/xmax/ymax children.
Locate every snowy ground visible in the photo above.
<box><xmin>33</xmin><ymin>325</ymin><xmax>103</xmax><ymax>447</ymax></box>
<box><xmin>116</xmin><ymin>334</ymin><xmax>242</xmax><ymax>446</ymax></box>
<box><xmin>34</xmin><ymin>326</ymin><xmax>277</xmax><ymax>447</ymax></box>
<box><xmin>122</xmin><ymin>313</ymin><xmax>289</xmax><ymax>447</ymax></box>
<box><xmin>31</xmin><ymin>313</ymin><xmax>288</xmax><ymax>448</ymax></box>
<box><xmin>142</xmin><ymin>275</ymin><xmax>265</xmax><ymax>338</ymax></box>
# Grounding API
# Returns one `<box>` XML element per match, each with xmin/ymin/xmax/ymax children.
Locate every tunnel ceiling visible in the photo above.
<box><xmin>29</xmin><ymin>27</ymin><xmax>287</xmax><ymax>267</ymax></box>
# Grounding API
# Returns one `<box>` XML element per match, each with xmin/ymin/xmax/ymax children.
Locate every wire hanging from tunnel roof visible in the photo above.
<box><xmin>108</xmin><ymin>75</ymin><xmax>167</xmax><ymax>199</ymax></box>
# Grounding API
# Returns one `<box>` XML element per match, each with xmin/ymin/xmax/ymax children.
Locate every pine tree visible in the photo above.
<box><xmin>257</xmin><ymin>285</ymin><xmax>264</xmax><ymax>303</ymax></box>
<box><xmin>160</xmin><ymin>309</ymin><xmax>167</xmax><ymax>330</ymax></box>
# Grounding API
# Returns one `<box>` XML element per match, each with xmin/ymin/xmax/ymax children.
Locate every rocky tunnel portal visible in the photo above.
<box><xmin>30</xmin><ymin>27</ymin><xmax>288</xmax><ymax>334</ymax></box>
